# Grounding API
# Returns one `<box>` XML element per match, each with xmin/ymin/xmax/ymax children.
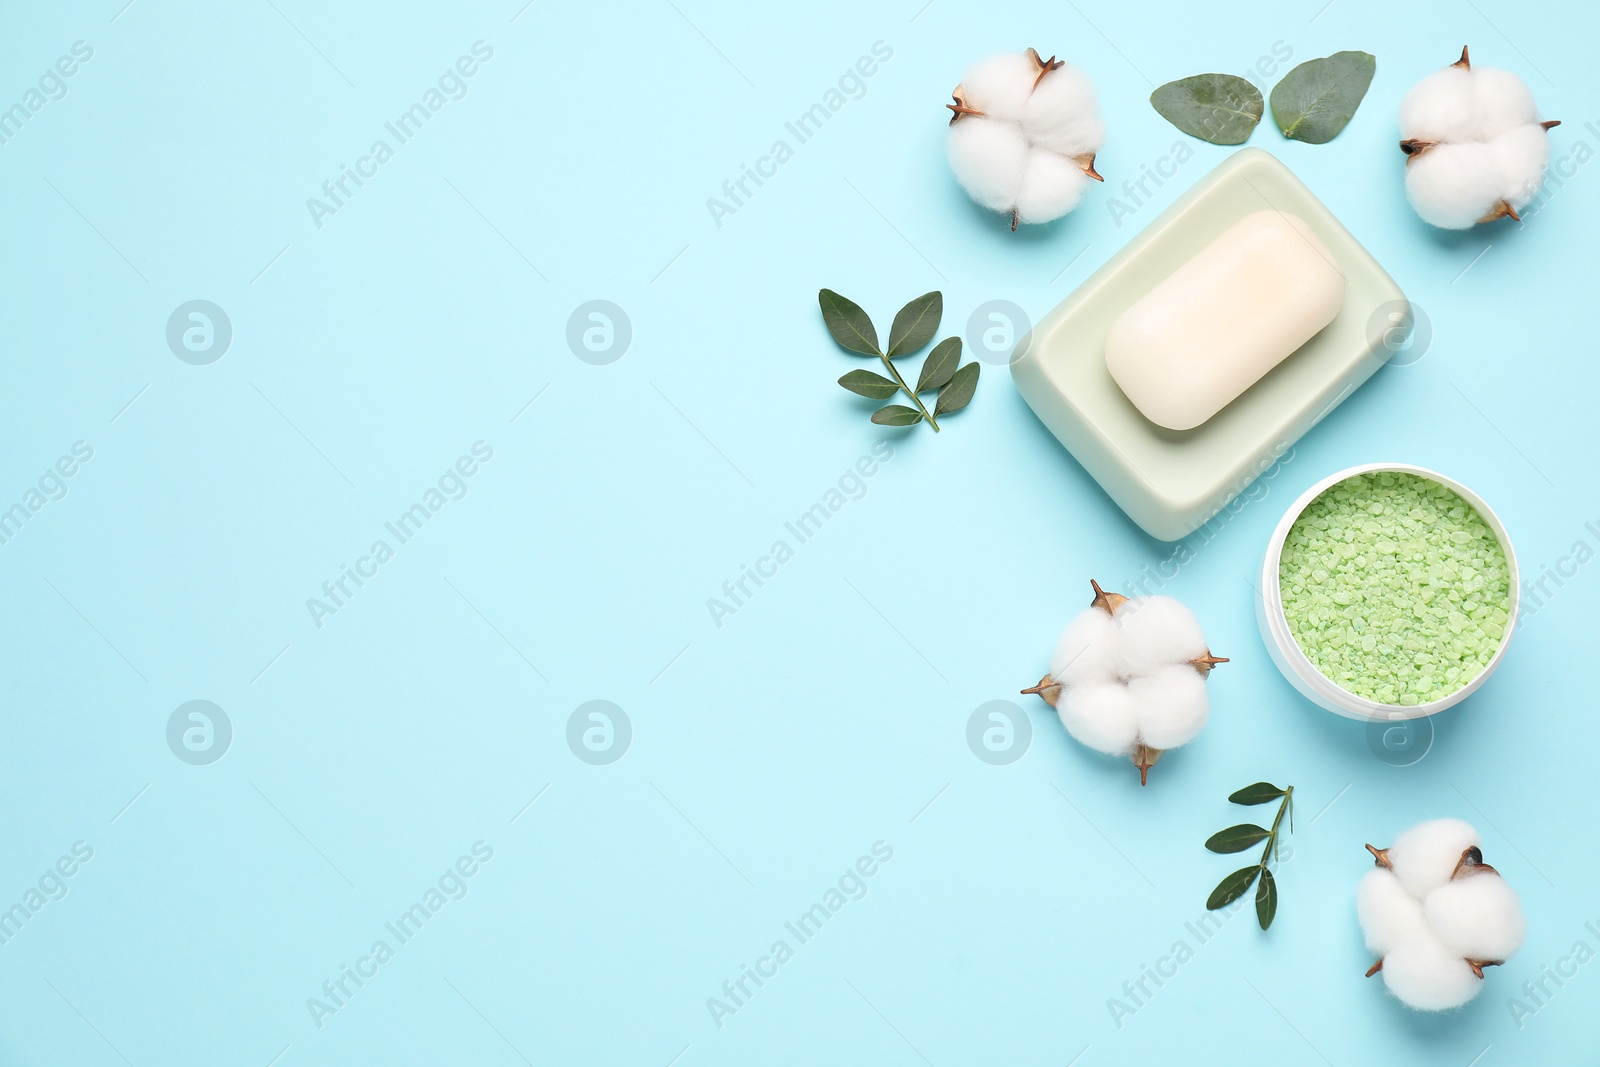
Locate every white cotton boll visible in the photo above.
<box><xmin>1357</xmin><ymin>868</ymin><xmax>1425</xmax><ymax>956</ymax></box>
<box><xmin>958</xmin><ymin>52</ymin><xmax>1039</xmax><ymax>123</ymax></box>
<box><xmin>1049</xmin><ymin>607</ymin><xmax>1124</xmax><ymax>687</ymax></box>
<box><xmin>1360</xmin><ymin>819</ymin><xmax>1527</xmax><ymax>1006</ymax></box>
<box><xmin>946</xmin><ymin>50</ymin><xmax>1103</xmax><ymax>228</ymax></box>
<box><xmin>1399</xmin><ymin>67</ymin><xmax>1477</xmax><ymax>143</ymax></box>
<box><xmin>1058</xmin><ymin>683</ymin><xmax>1140</xmax><ymax>755</ymax></box>
<box><xmin>1022</xmin><ymin>65</ymin><xmax>1102</xmax><ymax>156</ymax></box>
<box><xmin>947</xmin><ymin>119</ymin><xmax>1030</xmax><ymax>213</ymax></box>
<box><xmin>1125</xmin><ymin>664</ymin><xmax>1209</xmax><ymax>748</ymax></box>
<box><xmin>1113</xmin><ymin>596</ymin><xmax>1208</xmax><ymax>674</ymax></box>
<box><xmin>1490</xmin><ymin>124</ymin><xmax>1551</xmax><ymax>208</ymax></box>
<box><xmin>1399</xmin><ymin>51</ymin><xmax>1556</xmax><ymax>229</ymax></box>
<box><xmin>1388</xmin><ymin>818</ymin><xmax>1481</xmax><ymax>899</ymax></box>
<box><xmin>1472</xmin><ymin>67</ymin><xmax>1538</xmax><ymax>139</ymax></box>
<box><xmin>1380</xmin><ymin>929</ymin><xmax>1484</xmax><ymax>1011</ymax></box>
<box><xmin>1425</xmin><ymin>875</ymin><xmax>1527</xmax><ymax>962</ymax></box>
<box><xmin>1404</xmin><ymin>143</ymin><xmax>1502</xmax><ymax>229</ymax></box>
<box><xmin>1016</xmin><ymin>150</ymin><xmax>1089</xmax><ymax>225</ymax></box>
<box><xmin>1029</xmin><ymin>581</ymin><xmax>1222</xmax><ymax>781</ymax></box>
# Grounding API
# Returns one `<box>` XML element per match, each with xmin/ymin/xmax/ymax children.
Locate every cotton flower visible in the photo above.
<box><xmin>1023</xmin><ymin>580</ymin><xmax>1225</xmax><ymax>783</ymax></box>
<box><xmin>1357</xmin><ymin>819</ymin><xmax>1527</xmax><ymax>1011</ymax></box>
<box><xmin>946</xmin><ymin>48</ymin><xmax>1105</xmax><ymax>231</ymax></box>
<box><xmin>1398</xmin><ymin>46</ymin><xmax>1559</xmax><ymax>228</ymax></box>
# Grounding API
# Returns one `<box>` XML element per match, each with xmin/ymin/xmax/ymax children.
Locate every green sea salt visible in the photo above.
<box><xmin>1277</xmin><ymin>471</ymin><xmax>1512</xmax><ymax>705</ymax></box>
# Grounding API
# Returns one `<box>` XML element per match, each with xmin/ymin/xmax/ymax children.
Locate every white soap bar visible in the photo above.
<box><xmin>1105</xmin><ymin>210</ymin><xmax>1346</xmax><ymax>431</ymax></box>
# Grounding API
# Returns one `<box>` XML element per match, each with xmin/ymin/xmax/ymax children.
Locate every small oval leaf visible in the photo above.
<box><xmin>870</xmin><ymin>404</ymin><xmax>923</xmax><ymax>427</ymax></box>
<box><xmin>887</xmin><ymin>291</ymin><xmax>942</xmax><ymax>358</ymax></box>
<box><xmin>838</xmin><ymin>369</ymin><xmax>900</xmax><ymax>399</ymax></box>
<box><xmin>934</xmin><ymin>362</ymin><xmax>979</xmax><ymax>417</ymax></box>
<box><xmin>818</xmin><ymin>289</ymin><xmax>880</xmax><ymax>356</ymax></box>
<box><xmin>1256</xmin><ymin>867</ymin><xmax>1278</xmax><ymax>930</ymax></box>
<box><xmin>1229</xmin><ymin>782</ymin><xmax>1286</xmax><ymax>806</ymax></box>
<box><xmin>916</xmin><ymin>337</ymin><xmax>961</xmax><ymax>393</ymax></box>
<box><xmin>1150</xmin><ymin>74</ymin><xmax>1263</xmax><ymax>145</ymax></box>
<box><xmin>1271</xmin><ymin>51</ymin><xmax>1376</xmax><ymax>144</ymax></box>
<box><xmin>1207</xmin><ymin>866</ymin><xmax>1260</xmax><ymax>911</ymax></box>
<box><xmin>1205</xmin><ymin>824</ymin><xmax>1271</xmax><ymax>854</ymax></box>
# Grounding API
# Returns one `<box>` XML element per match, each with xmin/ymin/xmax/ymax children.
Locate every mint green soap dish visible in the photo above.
<box><xmin>1011</xmin><ymin>148</ymin><xmax>1407</xmax><ymax>541</ymax></box>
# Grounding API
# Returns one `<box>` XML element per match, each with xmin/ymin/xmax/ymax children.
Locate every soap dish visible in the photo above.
<box><xmin>1011</xmin><ymin>148</ymin><xmax>1407</xmax><ymax>541</ymax></box>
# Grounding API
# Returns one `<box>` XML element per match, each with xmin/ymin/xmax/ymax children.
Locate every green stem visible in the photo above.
<box><xmin>877</xmin><ymin>352</ymin><xmax>939</xmax><ymax>431</ymax></box>
<box><xmin>1258</xmin><ymin>786</ymin><xmax>1293</xmax><ymax>873</ymax></box>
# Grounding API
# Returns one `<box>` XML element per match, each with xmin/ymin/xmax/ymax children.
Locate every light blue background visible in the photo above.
<box><xmin>2</xmin><ymin>0</ymin><xmax>1596</xmax><ymax>1063</ymax></box>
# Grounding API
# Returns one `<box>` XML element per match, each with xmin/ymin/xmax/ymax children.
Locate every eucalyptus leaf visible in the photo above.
<box><xmin>818</xmin><ymin>289</ymin><xmax>880</xmax><ymax>356</ymax></box>
<box><xmin>916</xmin><ymin>337</ymin><xmax>961</xmax><ymax>393</ymax></box>
<box><xmin>1255</xmin><ymin>867</ymin><xmax>1278</xmax><ymax>930</ymax></box>
<box><xmin>887</xmin><ymin>291</ymin><xmax>943</xmax><ymax>358</ymax></box>
<box><xmin>934</xmin><ymin>362</ymin><xmax>979</xmax><ymax>417</ymax></box>
<box><xmin>1229</xmin><ymin>782</ymin><xmax>1286</xmax><ymax>806</ymax></box>
<box><xmin>1205</xmin><ymin>824</ymin><xmax>1271</xmax><ymax>854</ymax></box>
<box><xmin>1271</xmin><ymin>51</ymin><xmax>1376</xmax><ymax>144</ymax></box>
<box><xmin>870</xmin><ymin>404</ymin><xmax>923</xmax><ymax>427</ymax></box>
<box><xmin>838</xmin><ymin>369</ymin><xmax>899</xmax><ymax>399</ymax></box>
<box><xmin>1207</xmin><ymin>866</ymin><xmax>1260</xmax><ymax>910</ymax></box>
<box><xmin>1150</xmin><ymin>74</ymin><xmax>1263</xmax><ymax>145</ymax></box>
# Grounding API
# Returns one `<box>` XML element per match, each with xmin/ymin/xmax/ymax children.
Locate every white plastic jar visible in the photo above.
<box><xmin>1256</xmin><ymin>463</ymin><xmax>1520</xmax><ymax>721</ymax></box>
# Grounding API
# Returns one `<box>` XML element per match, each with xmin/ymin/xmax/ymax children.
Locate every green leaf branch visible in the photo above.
<box><xmin>1205</xmin><ymin>782</ymin><xmax>1294</xmax><ymax>930</ymax></box>
<box><xmin>819</xmin><ymin>289</ymin><xmax>980</xmax><ymax>432</ymax></box>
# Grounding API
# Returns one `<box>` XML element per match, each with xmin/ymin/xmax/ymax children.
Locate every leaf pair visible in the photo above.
<box><xmin>822</xmin><ymin>289</ymin><xmax>939</xmax><ymax>359</ymax></box>
<box><xmin>819</xmin><ymin>289</ymin><xmax>981</xmax><ymax>432</ymax></box>
<box><xmin>1151</xmin><ymin>51</ymin><xmax>1375</xmax><ymax>146</ymax></box>
<box><xmin>1204</xmin><ymin>782</ymin><xmax>1293</xmax><ymax>930</ymax></box>
<box><xmin>838</xmin><ymin>336</ymin><xmax>960</xmax><ymax>403</ymax></box>
<box><xmin>1206</xmin><ymin>865</ymin><xmax>1277</xmax><ymax>928</ymax></box>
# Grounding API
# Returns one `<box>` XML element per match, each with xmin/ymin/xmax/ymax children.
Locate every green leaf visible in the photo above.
<box><xmin>887</xmin><ymin>291</ymin><xmax>943</xmax><ymax>358</ymax></box>
<box><xmin>1255</xmin><ymin>867</ymin><xmax>1278</xmax><ymax>930</ymax></box>
<box><xmin>1271</xmin><ymin>51</ymin><xmax>1376</xmax><ymax>144</ymax></box>
<box><xmin>870</xmin><ymin>404</ymin><xmax>923</xmax><ymax>427</ymax></box>
<box><xmin>818</xmin><ymin>289</ymin><xmax>880</xmax><ymax>356</ymax></box>
<box><xmin>934</xmin><ymin>362</ymin><xmax>979</xmax><ymax>417</ymax></box>
<box><xmin>1150</xmin><ymin>74</ymin><xmax>1263</xmax><ymax>145</ymax></box>
<box><xmin>1207</xmin><ymin>866</ymin><xmax>1260</xmax><ymax>910</ymax></box>
<box><xmin>916</xmin><ymin>337</ymin><xmax>961</xmax><ymax>393</ymax></box>
<box><xmin>1205</xmin><ymin>824</ymin><xmax>1271</xmax><ymax>854</ymax></box>
<box><xmin>1229</xmin><ymin>782</ymin><xmax>1286</xmax><ymax>806</ymax></box>
<box><xmin>837</xmin><ymin>369</ymin><xmax>900</xmax><ymax>399</ymax></box>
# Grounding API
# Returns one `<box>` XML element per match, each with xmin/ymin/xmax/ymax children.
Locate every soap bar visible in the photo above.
<box><xmin>1104</xmin><ymin>210</ymin><xmax>1346</xmax><ymax>431</ymax></box>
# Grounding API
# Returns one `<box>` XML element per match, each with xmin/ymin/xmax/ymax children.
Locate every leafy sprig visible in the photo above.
<box><xmin>818</xmin><ymin>289</ymin><xmax>979</xmax><ymax>432</ymax></box>
<box><xmin>1205</xmin><ymin>782</ymin><xmax>1294</xmax><ymax>930</ymax></box>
